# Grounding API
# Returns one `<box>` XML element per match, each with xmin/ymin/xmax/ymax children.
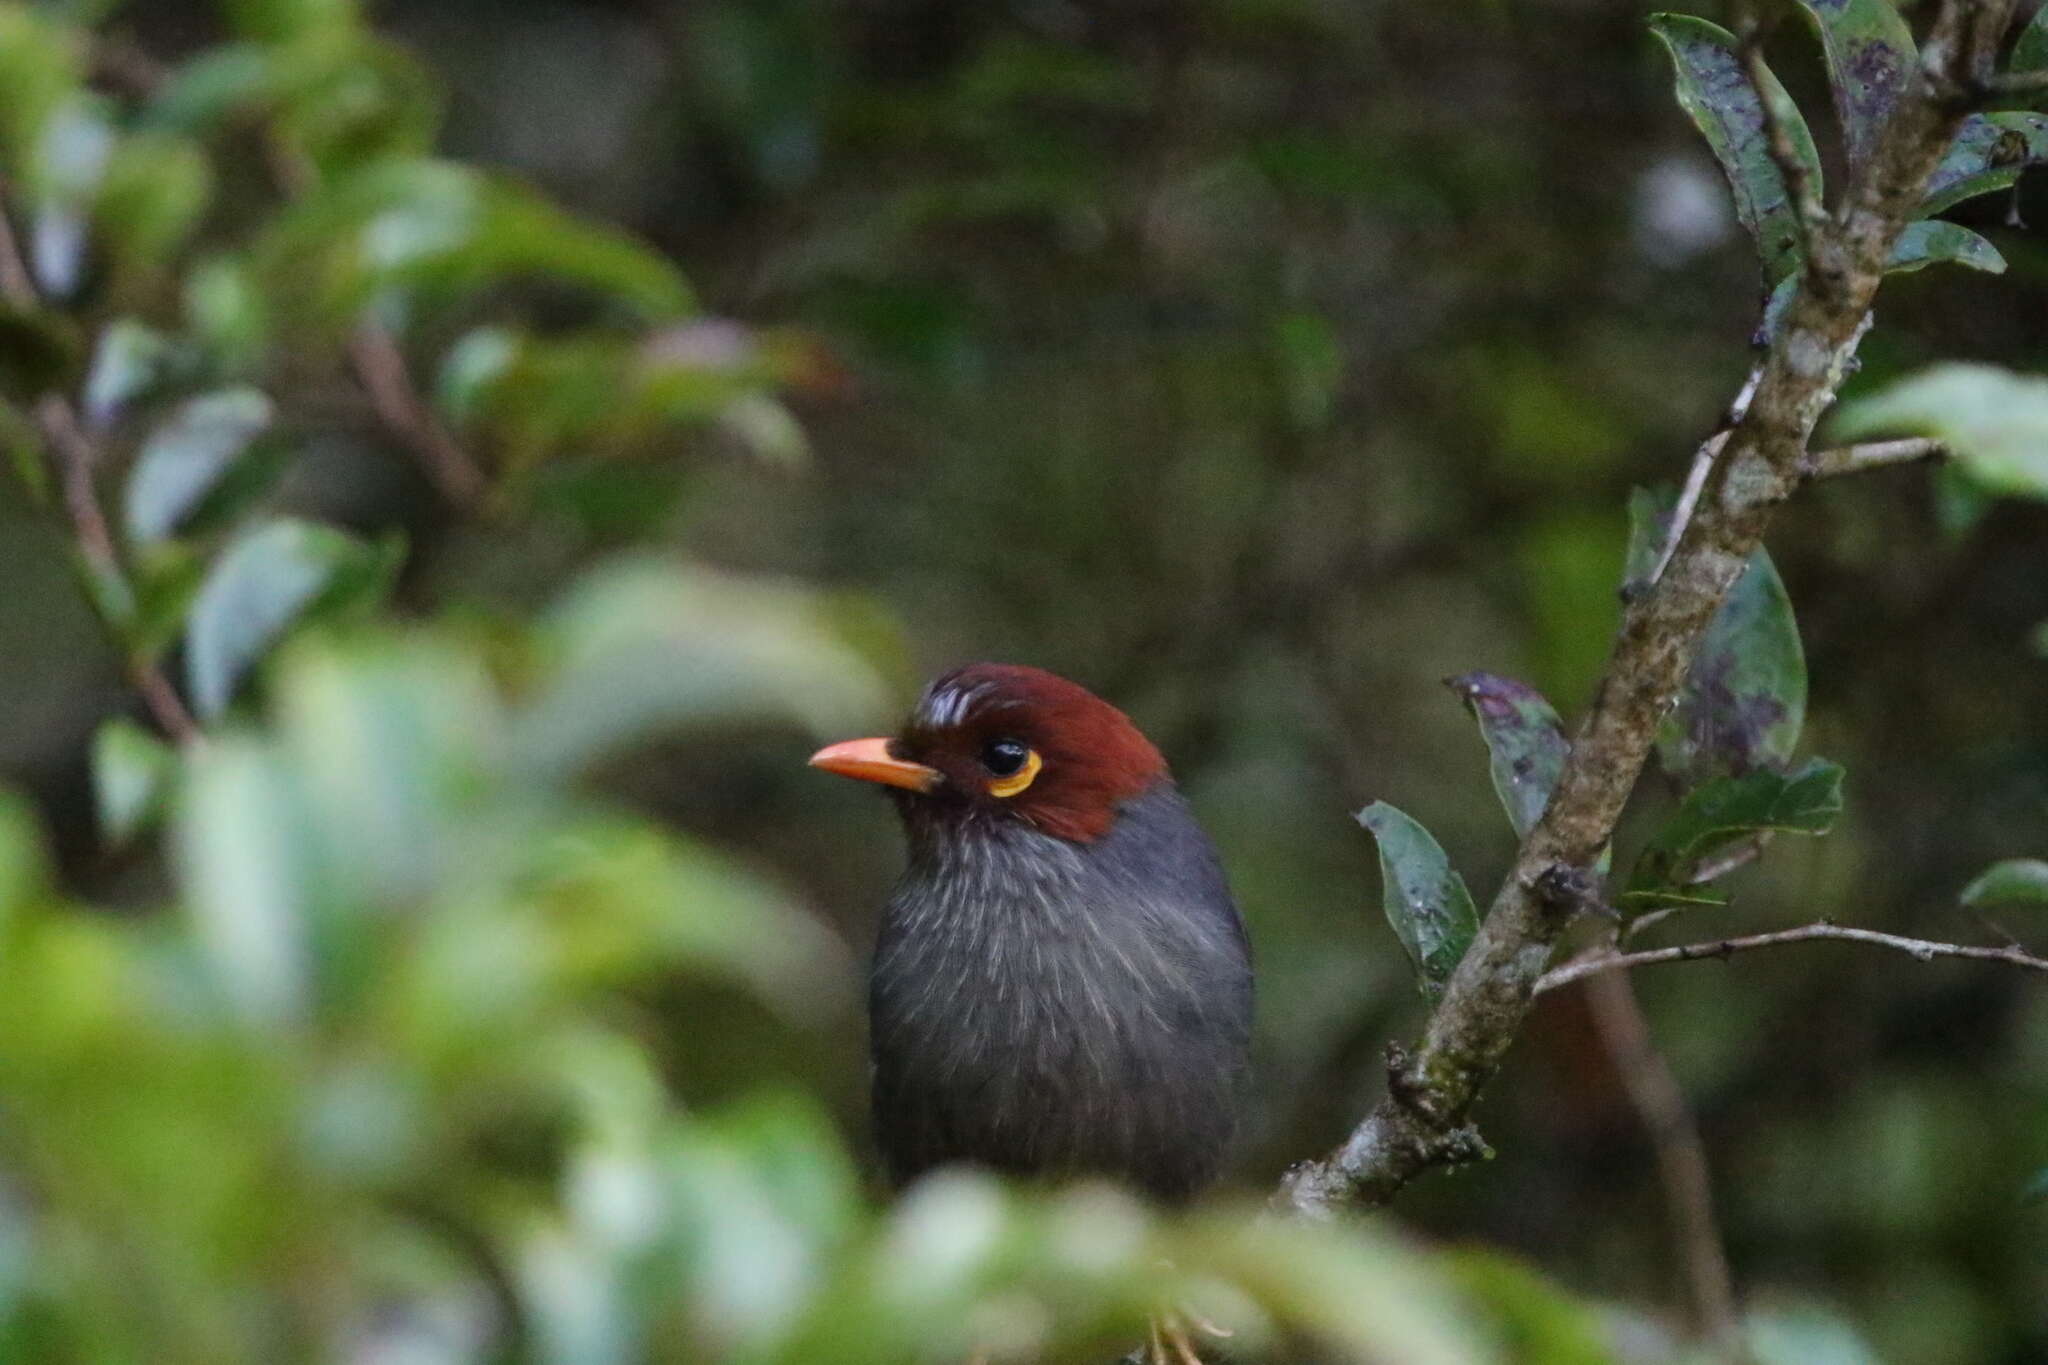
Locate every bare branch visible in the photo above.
<box><xmin>1276</xmin><ymin>0</ymin><xmax>2004</xmax><ymax>1219</ymax></box>
<box><xmin>1536</xmin><ymin>923</ymin><xmax>2048</xmax><ymax>996</ymax></box>
<box><xmin>1801</xmin><ymin>437</ymin><xmax>1944</xmax><ymax>478</ymax></box>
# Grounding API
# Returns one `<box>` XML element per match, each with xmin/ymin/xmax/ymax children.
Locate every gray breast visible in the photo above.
<box><xmin>868</xmin><ymin>784</ymin><xmax>1252</xmax><ymax>1202</ymax></box>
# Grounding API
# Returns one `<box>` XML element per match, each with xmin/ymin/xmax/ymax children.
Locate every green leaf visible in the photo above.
<box><xmin>129</xmin><ymin>540</ymin><xmax>208</xmax><ymax>661</ymax></box>
<box><xmin>0</xmin><ymin>303</ymin><xmax>83</xmax><ymax>403</ymax></box>
<box><xmin>527</xmin><ymin>821</ymin><xmax>851</xmax><ymax>1019</ymax></box>
<box><xmin>0</xmin><ymin>790</ymin><xmax>49</xmax><ymax>917</ymax></box>
<box><xmin>260</xmin><ymin>160</ymin><xmax>692</xmax><ymax>332</ymax></box>
<box><xmin>1959</xmin><ymin>859</ymin><xmax>2048</xmax><ymax>907</ymax></box>
<box><xmin>1886</xmin><ymin>219</ymin><xmax>2007</xmax><ymax>276</ymax></box>
<box><xmin>184</xmin><ymin>255</ymin><xmax>268</xmax><ymax>377</ymax></box>
<box><xmin>2022</xmin><ymin>1168</ymin><xmax>2048</xmax><ymax>1205</ymax></box>
<box><xmin>1745</xmin><ymin>1303</ymin><xmax>1883</xmax><ymax>1365</ymax></box>
<box><xmin>0</xmin><ymin>7</ymin><xmax>80</xmax><ymax>180</ymax></box>
<box><xmin>1627</xmin><ymin>758</ymin><xmax>1844</xmax><ymax>901</ymax></box>
<box><xmin>96</xmin><ymin>133</ymin><xmax>213</xmax><ymax>275</ymax></box>
<box><xmin>1440</xmin><ymin>1247</ymin><xmax>1615</xmax><ymax>1363</ymax></box>
<box><xmin>272</xmin><ymin>36</ymin><xmax>442</xmax><ymax>180</ymax></box>
<box><xmin>1628</xmin><ymin>488</ymin><xmax>1808</xmax><ymax>781</ymax></box>
<box><xmin>1829</xmin><ymin>363</ymin><xmax>2048</xmax><ymax>501</ymax></box>
<box><xmin>81</xmin><ymin>320</ymin><xmax>172</xmax><ymax>431</ymax></box>
<box><xmin>173</xmin><ymin>736</ymin><xmax>316</xmax><ymax>1026</ymax></box>
<box><xmin>141</xmin><ymin>44</ymin><xmax>277</xmax><ymax>133</ymax></box>
<box><xmin>514</xmin><ymin>558</ymin><xmax>898</xmax><ymax>776</ymax></box>
<box><xmin>718</xmin><ymin>392</ymin><xmax>811</xmax><ymax>469</ymax></box>
<box><xmin>124</xmin><ymin>387</ymin><xmax>276</xmax><ymax>546</ymax></box>
<box><xmin>1357</xmin><ymin>801</ymin><xmax>1479</xmax><ymax>1000</ymax></box>
<box><xmin>1921</xmin><ymin>112</ymin><xmax>2048</xmax><ymax>216</ymax></box>
<box><xmin>184</xmin><ymin>517</ymin><xmax>372</xmax><ymax>718</ymax></box>
<box><xmin>220</xmin><ymin>0</ymin><xmax>358</xmax><ymax>44</ymax></box>
<box><xmin>1445</xmin><ymin>672</ymin><xmax>1567</xmax><ymax>839</ymax></box>
<box><xmin>270</xmin><ymin>634</ymin><xmax>498</xmax><ymax>911</ymax></box>
<box><xmin>2015</xmin><ymin>5</ymin><xmax>2048</xmax><ymax>83</ymax></box>
<box><xmin>1791</xmin><ymin>0</ymin><xmax>1915</xmax><ymax>172</ymax></box>
<box><xmin>92</xmin><ymin>718</ymin><xmax>175</xmax><ymax>848</ymax></box>
<box><xmin>434</xmin><ymin>326</ymin><xmax>519</xmax><ymax>427</ymax></box>
<box><xmin>1272</xmin><ymin>309</ymin><xmax>1343</xmax><ymax>432</ymax></box>
<box><xmin>1649</xmin><ymin>13</ymin><xmax>1822</xmax><ymax>283</ymax></box>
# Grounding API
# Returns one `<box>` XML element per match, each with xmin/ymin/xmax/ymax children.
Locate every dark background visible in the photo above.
<box><xmin>5</xmin><ymin>2</ymin><xmax>2048</xmax><ymax>1358</ymax></box>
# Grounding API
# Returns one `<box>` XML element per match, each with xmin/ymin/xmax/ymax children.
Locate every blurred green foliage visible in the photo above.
<box><xmin>1</xmin><ymin>0</ymin><xmax>2047</xmax><ymax>1361</ymax></box>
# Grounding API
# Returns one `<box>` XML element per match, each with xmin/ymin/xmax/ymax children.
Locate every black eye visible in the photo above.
<box><xmin>980</xmin><ymin>739</ymin><xmax>1029</xmax><ymax>776</ymax></box>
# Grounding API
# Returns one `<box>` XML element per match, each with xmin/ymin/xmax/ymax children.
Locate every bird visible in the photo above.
<box><xmin>810</xmin><ymin>662</ymin><xmax>1253</xmax><ymax>1365</ymax></box>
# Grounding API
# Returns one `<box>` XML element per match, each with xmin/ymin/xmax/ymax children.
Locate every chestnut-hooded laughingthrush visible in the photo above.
<box><xmin>811</xmin><ymin>663</ymin><xmax>1254</xmax><ymax>1363</ymax></box>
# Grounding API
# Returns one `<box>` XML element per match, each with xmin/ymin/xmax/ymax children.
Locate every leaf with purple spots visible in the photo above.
<box><xmin>1627</xmin><ymin>487</ymin><xmax>1808</xmax><ymax>782</ymax></box>
<box><xmin>1445</xmin><ymin>672</ymin><xmax>1568</xmax><ymax>839</ymax></box>
<box><xmin>1793</xmin><ymin>0</ymin><xmax>1915</xmax><ymax>173</ymax></box>
<box><xmin>1649</xmin><ymin>13</ymin><xmax>1823</xmax><ymax>285</ymax></box>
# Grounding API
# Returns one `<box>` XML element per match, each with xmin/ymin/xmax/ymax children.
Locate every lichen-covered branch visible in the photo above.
<box><xmin>1276</xmin><ymin>0</ymin><xmax>2016</xmax><ymax>1217</ymax></box>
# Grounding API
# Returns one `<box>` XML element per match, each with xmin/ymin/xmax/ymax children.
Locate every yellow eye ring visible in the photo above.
<box><xmin>987</xmin><ymin>748</ymin><xmax>1042</xmax><ymax>798</ymax></box>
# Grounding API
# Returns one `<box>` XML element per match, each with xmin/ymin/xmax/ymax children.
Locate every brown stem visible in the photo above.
<box><xmin>1584</xmin><ymin>971</ymin><xmax>1748</xmax><ymax>1361</ymax></box>
<box><xmin>35</xmin><ymin>397</ymin><xmax>202</xmax><ymax>747</ymax></box>
<box><xmin>1276</xmin><ymin>0</ymin><xmax>2010</xmax><ymax>1217</ymax></box>
<box><xmin>1</xmin><ymin>181</ymin><xmax>199</xmax><ymax>746</ymax></box>
<box><xmin>348</xmin><ymin>325</ymin><xmax>488</xmax><ymax>510</ymax></box>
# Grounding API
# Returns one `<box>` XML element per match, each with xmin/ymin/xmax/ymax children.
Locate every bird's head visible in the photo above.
<box><xmin>808</xmin><ymin>663</ymin><xmax>1167</xmax><ymax>843</ymax></box>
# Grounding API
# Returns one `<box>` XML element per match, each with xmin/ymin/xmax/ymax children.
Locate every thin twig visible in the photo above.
<box><xmin>256</xmin><ymin>124</ymin><xmax>489</xmax><ymax>509</ymax></box>
<box><xmin>1684</xmin><ymin>830</ymin><xmax>1773</xmax><ymax>885</ymax></box>
<box><xmin>1650</xmin><ymin>367</ymin><xmax>1762</xmax><ymax>588</ymax></box>
<box><xmin>1985</xmin><ymin>68</ymin><xmax>2048</xmax><ymax>101</ymax></box>
<box><xmin>1800</xmin><ymin>437</ymin><xmax>1944</xmax><ymax>478</ymax></box>
<box><xmin>1740</xmin><ymin>23</ymin><xmax>1828</xmax><ymax>248</ymax></box>
<box><xmin>1584</xmin><ymin>971</ymin><xmax>1748</xmax><ymax>1361</ymax></box>
<box><xmin>1536</xmin><ymin>922</ymin><xmax>2048</xmax><ymax>996</ymax></box>
<box><xmin>0</xmin><ymin>179</ymin><xmax>201</xmax><ymax>746</ymax></box>
<box><xmin>348</xmin><ymin>325</ymin><xmax>488</xmax><ymax>509</ymax></box>
<box><xmin>0</xmin><ymin>196</ymin><xmax>34</xmax><ymax>306</ymax></box>
<box><xmin>35</xmin><ymin>397</ymin><xmax>202</xmax><ymax>747</ymax></box>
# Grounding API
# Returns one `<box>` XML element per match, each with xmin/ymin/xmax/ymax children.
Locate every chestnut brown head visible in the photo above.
<box><xmin>809</xmin><ymin>663</ymin><xmax>1167</xmax><ymax>842</ymax></box>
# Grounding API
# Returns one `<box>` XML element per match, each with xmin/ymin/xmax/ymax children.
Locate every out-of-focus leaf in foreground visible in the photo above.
<box><xmin>1960</xmin><ymin>859</ymin><xmax>2048</xmax><ymax>908</ymax></box>
<box><xmin>1830</xmin><ymin>363</ymin><xmax>2048</xmax><ymax>502</ymax></box>
<box><xmin>515</xmin><ymin>557</ymin><xmax>901</xmax><ymax>777</ymax></box>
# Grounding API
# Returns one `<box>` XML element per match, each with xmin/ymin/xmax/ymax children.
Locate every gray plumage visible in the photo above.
<box><xmin>870</xmin><ymin>782</ymin><xmax>1253</xmax><ymax>1201</ymax></box>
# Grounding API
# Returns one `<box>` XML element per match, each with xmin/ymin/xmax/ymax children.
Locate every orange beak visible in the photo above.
<box><xmin>808</xmin><ymin>737</ymin><xmax>942</xmax><ymax>793</ymax></box>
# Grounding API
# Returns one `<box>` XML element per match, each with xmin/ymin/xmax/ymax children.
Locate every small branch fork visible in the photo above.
<box><xmin>1277</xmin><ymin>0</ymin><xmax>2022</xmax><ymax>1219</ymax></box>
<box><xmin>1537</xmin><ymin>922</ymin><xmax>2048</xmax><ymax>996</ymax></box>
